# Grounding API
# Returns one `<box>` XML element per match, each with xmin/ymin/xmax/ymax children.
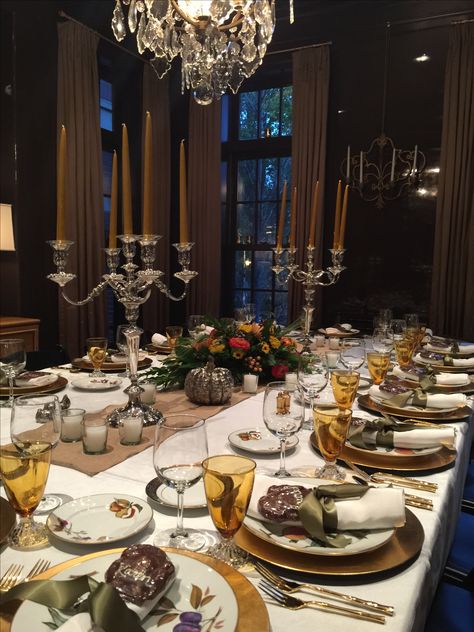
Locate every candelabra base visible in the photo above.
<box><xmin>107</xmin><ymin>400</ymin><xmax>163</xmax><ymax>427</ymax></box>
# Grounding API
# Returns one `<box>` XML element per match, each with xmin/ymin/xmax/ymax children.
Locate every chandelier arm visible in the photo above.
<box><xmin>218</xmin><ymin>11</ymin><xmax>245</xmax><ymax>31</ymax></box>
<box><xmin>60</xmin><ymin>281</ymin><xmax>109</xmax><ymax>306</ymax></box>
<box><xmin>153</xmin><ymin>278</ymin><xmax>189</xmax><ymax>302</ymax></box>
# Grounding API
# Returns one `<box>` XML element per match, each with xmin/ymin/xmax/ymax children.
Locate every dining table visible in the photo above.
<box><xmin>0</xmin><ymin>357</ymin><xmax>473</xmax><ymax>632</ymax></box>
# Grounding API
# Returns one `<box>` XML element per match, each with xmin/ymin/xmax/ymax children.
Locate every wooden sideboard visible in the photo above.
<box><xmin>0</xmin><ymin>316</ymin><xmax>40</xmax><ymax>351</ymax></box>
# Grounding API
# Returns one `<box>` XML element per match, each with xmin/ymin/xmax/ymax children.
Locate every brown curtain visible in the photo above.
<box><xmin>289</xmin><ymin>46</ymin><xmax>330</xmax><ymax>324</ymax></box>
<box><xmin>430</xmin><ymin>23</ymin><xmax>474</xmax><ymax>340</ymax></box>
<box><xmin>187</xmin><ymin>99</ymin><xmax>222</xmax><ymax>316</ymax></box>
<box><xmin>141</xmin><ymin>66</ymin><xmax>170</xmax><ymax>336</ymax></box>
<box><xmin>57</xmin><ymin>22</ymin><xmax>105</xmax><ymax>358</ymax></box>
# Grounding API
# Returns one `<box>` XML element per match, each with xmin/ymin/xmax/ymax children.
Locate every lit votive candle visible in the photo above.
<box><xmin>326</xmin><ymin>352</ymin><xmax>340</xmax><ymax>369</ymax></box>
<box><xmin>82</xmin><ymin>418</ymin><xmax>108</xmax><ymax>455</ymax></box>
<box><xmin>285</xmin><ymin>372</ymin><xmax>298</xmax><ymax>390</ymax></box>
<box><xmin>242</xmin><ymin>374</ymin><xmax>258</xmax><ymax>393</ymax></box>
<box><xmin>328</xmin><ymin>337</ymin><xmax>340</xmax><ymax>350</ymax></box>
<box><xmin>140</xmin><ymin>382</ymin><xmax>156</xmax><ymax>405</ymax></box>
<box><xmin>61</xmin><ymin>408</ymin><xmax>85</xmax><ymax>443</ymax></box>
<box><xmin>314</xmin><ymin>335</ymin><xmax>325</xmax><ymax>348</ymax></box>
<box><xmin>119</xmin><ymin>413</ymin><xmax>144</xmax><ymax>446</ymax></box>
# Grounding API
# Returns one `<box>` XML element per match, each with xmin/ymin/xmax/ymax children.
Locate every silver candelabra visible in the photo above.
<box><xmin>47</xmin><ymin>234</ymin><xmax>198</xmax><ymax>426</ymax></box>
<box><xmin>272</xmin><ymin>246</ymin><xmax>346</xmax><ymax>352</ymax></box>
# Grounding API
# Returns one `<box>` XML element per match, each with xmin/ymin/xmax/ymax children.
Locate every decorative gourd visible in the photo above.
<box><xmin>184</xmin><ymin>356</ymin><xmax>234</xmax><ymax>405</ymax></box>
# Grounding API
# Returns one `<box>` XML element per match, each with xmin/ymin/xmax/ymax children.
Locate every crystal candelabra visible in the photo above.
<box><xmin>272</xmin><ymin>246</ymin><xmax>346</xmax><ymax>352</ymax></box>
<box><xmin>47</xmin><ymin>234</ymin><xmax>198</xmax><ymax>426</ymax></box>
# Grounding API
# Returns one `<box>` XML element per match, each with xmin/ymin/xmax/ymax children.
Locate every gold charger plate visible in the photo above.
<box><xmin>318</xmin><ymin>328</ymin><xmax>360</xmax><ymax>338</ymax></box>
<box><xmin>396</xmin><ymin>375</ymin><xmax>474</xmax><ymax>395</ymax></box>
<box><xmin>310</xmin><ymin>432</ymin><xmax>456</xmax><ymax>472</ymax></box>
<box><xmin>235</xmin><ymin>510</ymin><xmax>423</xmax><ymax>576</ymax></box>
<box><xmin>0</xmin><ymin>498</ymin><xmax>15</xmax><ymax>544</ymax></box>
<box><xmin>358</xmin><ymin>394</ymin><xmax>472</xmax><ymax>421</ymax></box>
<box><xmin>71</xmin><ymin>357</ymin><xmax>152</xmax><ymax>372</ymax></box>
<box><xmin>0</xmin><ymin>375</ymin><xmax>68</xmax><ymax>398</ymax></box>
<box><xmin>144</xmin><ymin>343</ymin><xmax>172</xmax><ymax>355</ymax></box>
<box><xmin>414</xmin><ymin>357</ymin><xmax>474</xmax><ymax>374</ymax></box>
<box><xmin>1</xmin><ymin>547</ymin><xmax>269</xmax><ymax>632</ymax></box>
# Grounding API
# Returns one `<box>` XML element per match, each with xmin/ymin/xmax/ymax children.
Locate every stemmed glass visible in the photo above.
<box><xmin>187</xmin><ymin>315</ymin><xmax>205</xmax><ymax>339</ymax></box>
<box><xmin>372</xmin><ymin>328</ymin><xmax>394</xmax><ymax>354</ymax></box>
<box><xmin>245</xmin><ymin>303</ymin><xmax>256</xmax><ymax>323</ymax></box>
<box><xmin>297</xmin><ymin>353</ymin><xmax>329</xmax><ymax>430</ymax></box>
<box><xmin>165</xmin><ymin>326</ymin><xmax>183</xmax><ymax>356</ymax></box>
<box><xmin>390</xmin><ymin>319</ymin><xmax>407</xmax><ymax>340</ymax></box>
<box><xmin>330</xmin><ymin>370</ymin><xmax>360</xmax><ymax>410</ymax></box>
<box><xmin>0</xmin><ymin>339</ymin><xmax>26</xmax><ymax>408</ymax></box>
<box><xmin>340</xmin><ymin>338</ymin><xmax>365</xmax><ymax>371</ymax></box>
<box><xmin>86</xmin><ymin>337</ymin><xmax>108</xmax><ymax>377</ymax></box>
<box><xmin>262</xmin><ymin>381</ymin><xmax>304</xmax><ymax>477</ymax></box>
<box><xmin>153</xmin><ymin>414</ymin><xmax>208</xmax><ymax>550</ymax></box>
<box><xmin>0</xmin><ymin>443</ymin><xmax>52</xmax><ymax>549</ymax></box>
<box><xmin>366</xmin><ymin>352</ymin><xmax>391</xmax><ymax>385</ymax></box>
<box><xmin>313</xmin><ymin>405</ymin><xmax>353</xmax><ymax>480</ymax></box>
<box><xmin>202</xmin><ymin>455</ymin><xmax>256</xmax><ymax>567</ymax></box>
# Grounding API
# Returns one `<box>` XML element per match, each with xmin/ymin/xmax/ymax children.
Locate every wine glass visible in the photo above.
<box><xmin>165</xmin><ymin>326</ymin><xmax>183</xmax><ymax>356</ymax></box>
<box><xmin>372</xmin><ymin>328</ymin><xmax>394</xmax><ymax>354</ymax></box>
<box><xmin>86</xmin><ymin>337</ymin><xmax>108</xmax><ymax>377</ymax></box>
<box><xmin>245</xmin><ymin>303</ymin><xmax>256</xmax><ymax>323</ymax></box>
<box><xmin>153</xmin><ymin>414</ymin><xmax>208</xmax><ymax>550</ymax></box>
<box><xmin>262</xmin><ymin>381</ymin><xmax>304</xmax><ymax>477</ymax></box>
<box><xmin>297</xmin><ymin>353</ymin><xmax>329</xmax><ymax>430</ymax></box>
<box><xmin>340</xmin><ymin>338</ymin><xmax>365</xmax><ymax>370</ymax></box>
<box><xmin>0</xmin><ymin>339</ymin><xmax>26</xmax><ymax>408</ymax></box>
<box><xmin>187</xmin><ymin>315</ymin><xmax>205</xmax><ymax>339</ymax></box>
<box><xmin>390</xmin><ymin>319</ymin><xmax>407</xmax><ymax>340</ymax></box>
<box><xmin>404</xmin><ymin>313</ymin><xmax>419</xmax><ymax>330</ymax></box>
<box><xmin>394</xmin><ymin>338</ymin><xmax>415</xmax><ymax>367</ymax></box>
<box><xmin>234</xmin><ymin>307</ymin><xmax>247</xmax><ymax>326</ymax></box>
<box><xmin>313</xmin><ymin>405</ymin><xmax>352</xmax><ymax>480</ymax></box>
<box><xmin>366</xmin><ymin>351</ymin><xmax>391</xmax><ymax>385</ymax></box>
<box><xmin>330</xmin><ymin>370</ymin><xmax>360</xmax><ymax>410</ymax></box>
<box><xmin>202</xmin><ymin>454</ymin><xmax>256</xmax><ymax>567</ymax></box>
<box><xmin>0</xmin><ymin>443</ymin><xmax>52</xmax><ymax>549</ymax></box>
<box><xmin>373</xmin><ymin>308</ymin><xmax>392</xmax><ymax>331</ymax></box>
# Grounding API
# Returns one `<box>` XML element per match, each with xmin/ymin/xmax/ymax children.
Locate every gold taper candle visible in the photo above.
<box><xmin>333</xmin><ymin>179</ymin><xmax>342</xmax><ymax>249</ymax></box>
<box><xmin>108</xmin><ymin>150</ymin><xmax>118</xmax><ymax>248</ymax></box>
<box><xmin>142</xmin><ymin>111</ymin><xmax>152</xmax><ymax>235</ymax></box>
<box><xmin>122</xmin><ymin>123</ymin><xmax>133</xmax><ymax>235</ymax></box>
<box><xmin>276</xmin><ymin>180</ymin><xmax>287</xmax><ymax>251</ymax></box>
<box><xmin>56</xmin><ymin>125</ymin><xmax>67</xmax><ymax>241</ymax></box>
<box><xmin>308</xmin><ymin>180</ymin><xmax>319</xmax><ymax>247</ymax></box>
<box><xmin>179</xmin><ymin>139</ymin><xmax>189</xmax><ymax>243</ymax></box>
<box><xmin>289</xmin><ymin>186</ymin><xmax>297</xmax><ymax>249</ymax></box>
<box><xmin>339</xmin><ymin>184</ymin><xmax>349</xmax><ymax>249</ymax></box>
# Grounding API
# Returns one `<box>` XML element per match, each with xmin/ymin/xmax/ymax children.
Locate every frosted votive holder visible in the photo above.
<box><xmin>285</xmin><ymin>372</ymin><xmax>298</xmax><ymax>390</ymax></box>
<box><xmin>140</xmin><ymin>382</ymin><xmax>156</xmax><ymax>405</ymax></box>
<box><xmin>314</xmin><ymin>335</ymin><xmax>325</xmax><ymax>347</ymax></box>
<box><xmin>118</xmin><ymin>411</ymin><xmax>144</xmax><ymax>446</ymax></box>
<box><xmin>242</xmin><ymin>374</ymin><xmax>259</xmax><ymax>393</ymax></box>
<box><xmin>326</xmin><ymin>352</ymin><xmax>340</xmax><ymax>369</ymax></box>
<box><xmin>61</xmin><ymin>408</ymin><xmax>85</xmax><ymax>443</ymax></box>
<box><xmin>328</xmin><ymin>337</ymin><xmax>340</xmax><ymax>350</ymax></box>
<box><xmin>82</xmin><ymin>417</ymin><xmax>108</xmax><ymax>455</ymax></box>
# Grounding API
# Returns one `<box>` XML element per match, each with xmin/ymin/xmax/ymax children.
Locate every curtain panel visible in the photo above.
<box><xmin>187</xmin><ymin>99</ymin><xmax>222</xmax><ymax>316</ymax></box>
<box><xmin>430</xmin><ymin>23</ymin><xmax>474</xmax><ymax>340</ymax></box>
<box><xmin>57</xmin><ymin>22</ymin><xmax>105</xmax><ymax>358</ymax></box>
<box><xmin>289</xmin><ymin>46</ymin><xmax>330</xmax><ymax>324</ymax></box>
<box><xmin>141</xmin><ymin>66</ymin><xmax>171</xmax><ymax>336</ymax></box>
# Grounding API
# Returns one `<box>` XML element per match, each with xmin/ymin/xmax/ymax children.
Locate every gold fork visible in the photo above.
<box><xmin>24</xmin><ymin>559</ymin><xmax>51</xmax><ymax>581</ymax></box>
<box><xmin>0</xmin><ymin>564</ymin><xmax>24</xmax><ymax>592</ymax></box>
<box><xmin>254</xmin><ymin>560</ymin><xmax>394</xmax><ymax>616</ymax></box>
<box><xmin>259</xmin><ymin>580</ymin><xmax>386</xmax><ymax>624</ymax></box>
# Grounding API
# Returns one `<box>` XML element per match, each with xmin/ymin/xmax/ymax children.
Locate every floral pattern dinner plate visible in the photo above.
<box><xmin>46</xmin><ymin>494</ymin><xmax>153</xmax><ymax>544</ymax></box>
<box><xmin>11</xmin><ymin>549</ymin><xmax>240</xmax><ymax>632</ymax></box>
<box><xmin>228</xmin><ymin>427</ymin><xmax>299</xmax><ymax>454</ymax></box>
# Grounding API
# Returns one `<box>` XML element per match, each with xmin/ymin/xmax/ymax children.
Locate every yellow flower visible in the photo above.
<box><xmin>209</xmin><ymin>341</ymin><xmax>225</xmax><ymax>354</ymax></box>
<box><xmin>269</xmin><ymin>335</ymin><xmax>281</xmax><ymax>349</ymax></box>
<box><xmin>239</xmin><ymin>323</ymin><xmax>252</xmax><ymax>334</ymax></box>
<box><xmin>260</xmin><ymin>342</ymin><xmax>270</xmax><ymax>354</ymax></box>
<box><xmin>232</xmin><ymin>349</ymin><xmax>245</xmax><ymax>360</ymax></box>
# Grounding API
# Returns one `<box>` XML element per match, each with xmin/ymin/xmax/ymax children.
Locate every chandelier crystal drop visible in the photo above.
<box><xmin>111</xmin><ymin>0</ymin><xmax>292</xmax><ymax>104</ymax></box>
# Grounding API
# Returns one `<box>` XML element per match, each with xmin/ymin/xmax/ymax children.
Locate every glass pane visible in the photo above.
<box><xmin>258</xmin><ymin>158</ymin><xmax>278</xmax><ymax>201</ymax></box>
<box><xmin>274</xmin><ymin>291</ymin><xmax>288</xmax><ymax>325</ymax></box>
<box><xmin>257</xmin><ymin>202</ymin><xmax>277</xmax><ymax>245</ymax></box>
<box><xmin>237</xmin><ymin>160</ymin><xmax>256</xmax><ymax>202</ymax></box>
<box><xmin>239</xmin><ymin>91</ymin><xmax>258</xmax><ymax>140</ymax></box>
<box><xmin>254</xmin><ymin>251</ymin><xmax>272</xmax><ymax>290</ymax></box>
<box><xmin>234</xmin><ymin>251</ymin><xmax>252</xmax><ymax>289</ymax></box>
<box><xmin>236</xmin><ymin>203</ymin><xmax>255</xmax><ymax>244</ymax></box>
<box><xmin>281</xmin><ymin>86</ymin><xmax>292</xmax><ymax>136</ymax></box>
<box><xmin>100</xmin><ymin>108</ymin><xmax>112</xmax><ymax>131</ymax></box>
<box><xmin>102</xmin><ymin>151</ymin><xmax>113</xmax><ymax>195</ymax></box>
<box><xmin>100</xmin><ymin>79</ymin><xmax>112</xmax><ymax>109</ymax></box>
<box><xmin>279</xmin><ymin>156</ymin><xmax>292</xmax><ymax>188</ymax></box>
<box><xmin>234</xmin><ymin>289</ymin><xmax>251</xmax><ymax>309</ymax></box>
<box><xmin>259</xmin><ymin>88</ymin><xmax>280</xmax><ymax>138</ymax></box>
<box><xmin>221</xmin><ymin>95</ymin><xmax>229</xmax><ymax>142</ymax></box>
<box><xmin>255</xmin><ymin>291</ymin><xmax>272</xmax><ymax>321</ymax></box>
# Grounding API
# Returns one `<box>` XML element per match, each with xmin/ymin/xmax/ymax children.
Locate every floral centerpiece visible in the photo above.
<box><xmin>143</xmin><ymin>317</ymin><xmax>300</xmax><ymax>389</ymax></box>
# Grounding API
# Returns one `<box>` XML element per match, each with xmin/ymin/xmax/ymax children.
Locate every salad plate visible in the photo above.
<box><xmin>228</xmin><ymin>428</ymin><xmax>299</xmax><ymax>454</ymax></box>
<box><xmin>71</xmin><ymin>375</ymin><xmax>123</xmax><ymax>391</ymax></box>
<box><xmin>146</xmin><ymin>477</ymin><xmax>207</xmax><ymax>509</ymax></box>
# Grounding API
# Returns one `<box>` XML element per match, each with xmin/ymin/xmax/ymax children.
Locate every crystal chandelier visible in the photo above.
<box><xmin>111</xmin><ymin>1</ymin><xmax>293</xmax><ymax>105</ymax></box>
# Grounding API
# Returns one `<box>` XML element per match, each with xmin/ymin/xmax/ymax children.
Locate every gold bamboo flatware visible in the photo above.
<box><xmin>254</xmin><ymin>560</ymin><xmax>394</xmax><ymax>616</ymax></box>
<box><xmin>259</xmin><ymin>580</ymin><xmax>386</xmax><ymax>624</ymax></box>
<box><xmin>0</xmin><ymin>564</ymin><xmax>24</xmax><ymax>592</ymax></box>
<box><xmin>343</xmin><ymin>459</ymin><xmax>433</xmax><ymax>510</ymax></box>
<box><xmin>24</xmin><ymin>559</ymin><xmax>51</xmax><ymax>580</ymax></box>
<box><xmin>370</xmin><ymin>472</ymin><xmax>437</xmax><ymax>493</ymax></box>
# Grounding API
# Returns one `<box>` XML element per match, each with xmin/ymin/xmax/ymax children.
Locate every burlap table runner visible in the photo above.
<box><xmin>47</xmin><ymin>387</ymin><xmax>255</xmax><ymax>476</ymax></box>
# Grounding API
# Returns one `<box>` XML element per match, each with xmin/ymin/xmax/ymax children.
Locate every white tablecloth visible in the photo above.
<box><xmin>1</xmin><ymin>365</ymin><xmax>473</xmax><ymax>632</ymax></box>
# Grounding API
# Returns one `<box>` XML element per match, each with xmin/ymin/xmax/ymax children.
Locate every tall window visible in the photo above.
<box><xmin>222</xmin><ymin>86</ymin><xmax>292</xmax><ymax>324</ymax></box>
